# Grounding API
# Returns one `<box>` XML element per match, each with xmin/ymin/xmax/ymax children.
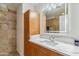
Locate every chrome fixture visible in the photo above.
<box><xmin>49</xmin><ymin>35</ymin><xmax>55</xmax><ymax>42</ymax></box>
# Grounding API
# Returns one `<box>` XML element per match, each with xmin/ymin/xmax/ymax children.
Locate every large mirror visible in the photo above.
<box><xmin>43</xmin><ymin>3</ymin><xmax>68</xmax><ymax>33</ymax></box>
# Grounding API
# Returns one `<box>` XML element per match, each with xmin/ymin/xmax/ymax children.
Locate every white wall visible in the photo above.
<box><xmin>16</xmin><ymin>3</ymin><xmax>36</xmax><ymax>56</ymax></box>
<box><xmin>17</xmin><ymin>4</ymin><xmax>24</xmax><ymax>56</ymax></box>
<box><xmin>23</xmin><ymin>3</ymin><xmax>34</xmax><ymax>13</ymax></box>
<box><xmin>17</xmin><ymin>3</ymin><xmax>32</xmax><ymax>56</ymax></box>
<box><xmin>69</xmin><ymin>3</ymin><xmax>79</xmax><ymax>39</ymax></box>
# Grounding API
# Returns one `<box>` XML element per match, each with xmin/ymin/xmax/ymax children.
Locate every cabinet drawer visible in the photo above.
<box><xmin>31</xmin><ymin>42</ymin><xmax>63</xmax><ymax>56</ymax></box>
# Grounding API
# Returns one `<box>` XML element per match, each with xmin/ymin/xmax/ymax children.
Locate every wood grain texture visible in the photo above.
<box><xmin>30</xmin><ymin>42</ymin><xmax>64</xmax><ymax>56</ymax></box>
<box><xmin>30</xmin><ymin>12</ymin><xmax>40</xmax><ymax>35</ymax></box>
<box><xmin>24</xmin><ymin>11</ymin><xmax>63</xmax><ymax>56</ymax></box>
<box><xmin>24</xmin><ymin>10</ymin><xmax>30</xmax><ymax>56</ymax></box>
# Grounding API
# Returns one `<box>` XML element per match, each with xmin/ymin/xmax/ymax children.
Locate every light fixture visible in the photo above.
<box><xmin>48</xmin><ymin>6</ymin><xmax>51</xmax><ymax>11</ymax></box>
<box><xmin>51</xmin><ymin>4</ymin><xmax>57</xmax><ymax>9</ymax></box>
<box><xmin>44</xmin><ymin>3</ymin><xmax>64</xmax><ymax>11</ymax></box>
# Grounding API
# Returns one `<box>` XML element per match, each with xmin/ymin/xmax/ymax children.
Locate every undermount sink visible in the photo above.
<box><xmin>40</xmin><ymin>40</ymin><xmax>58</xmax><ymax>46</ymax></box>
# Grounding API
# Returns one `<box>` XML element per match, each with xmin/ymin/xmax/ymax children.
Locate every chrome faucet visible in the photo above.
<box><xmin>49</xmin><ymin>35</ymin><xmax>55</xmax><ymax>42</ymax></box>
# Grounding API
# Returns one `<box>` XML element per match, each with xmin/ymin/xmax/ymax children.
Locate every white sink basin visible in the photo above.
<box><xmin>40</xmin><ymin>40</ymin><xmax>58</xmax><ymax>46</ymax></box>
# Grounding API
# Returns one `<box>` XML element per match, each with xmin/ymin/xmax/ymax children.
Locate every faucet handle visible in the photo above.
<box><xmin>51</xmin><ymin>35</ymin><xmax>55</xmax><ymax>39</ymax></box>
<box><xmin>49</xmin><ymin>35</ymin><xmax>55</xmax><ymax>41</ymax></box>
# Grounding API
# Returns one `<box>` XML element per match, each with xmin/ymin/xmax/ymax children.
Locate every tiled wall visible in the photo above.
<box><xmin>0</xmin><ymin>11</ymin><xmax>16</xmax><ymax>55</ymax></box>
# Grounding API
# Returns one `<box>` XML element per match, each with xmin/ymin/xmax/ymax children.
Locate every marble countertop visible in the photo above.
<box><xmin>29</xmin><ymin>35</ymin><xmax>79</xmax><ymax>56</ymax></box>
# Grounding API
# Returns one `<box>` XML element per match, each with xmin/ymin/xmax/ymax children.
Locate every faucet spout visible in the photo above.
<box><xmin>49</xmin><ymin>35</ymin><xmax>55</xmax><ymax>42</ymax></box>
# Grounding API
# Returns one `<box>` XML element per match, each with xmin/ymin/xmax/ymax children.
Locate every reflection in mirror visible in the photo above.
<box><xmin>43</xmin><ymin>3</ymin><xmax>68</xmax><ymax>33</ymax></box>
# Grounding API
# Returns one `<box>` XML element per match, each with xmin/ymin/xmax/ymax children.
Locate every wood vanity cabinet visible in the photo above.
<box><xmin>29</xmin><ymin>42</ymin><xmax>63</xmax><ymax>56</ymax></box>
<box><xmin>24</xmin><ymin>10</ymin><xmax>63</xmax><ymax>56</ymax></box>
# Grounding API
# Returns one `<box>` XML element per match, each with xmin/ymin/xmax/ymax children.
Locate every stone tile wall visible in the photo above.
<box><xmin>0</xmin><ymin>11</ymin><xmax>17</xmax><ymax>55</ymax></box>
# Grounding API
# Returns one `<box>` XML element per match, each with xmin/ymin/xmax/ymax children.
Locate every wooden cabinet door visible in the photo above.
<box><xmin>30</xmin><ymin>43</ymin><xmax>46</xmax><ymax>56</ymax></box>
<box><xmin>30</xmin><ymin>12</ymin><xmax>40</xmax><ymax>35</ymax></box>
<box><xmin>24</xmin><ymin>10</ymin><xmax>30</xmax><ymax>56</ymax></box>
<box><xmin>30</xmin><ymin>43</ymin><xmax>63</xmax><ymax>56</ymax></box>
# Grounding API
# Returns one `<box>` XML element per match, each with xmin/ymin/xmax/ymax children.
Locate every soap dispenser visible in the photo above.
<box><xmin>75</xmin><ymin>40</ymin><xmax>79</xmax><ymax>46</ymax></box>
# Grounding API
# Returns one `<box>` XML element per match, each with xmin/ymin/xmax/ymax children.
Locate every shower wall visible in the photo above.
<box><xmin>0</xmin><ymin>10</ymin><xmax>16</xmax><ymax>55</ymax></box>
